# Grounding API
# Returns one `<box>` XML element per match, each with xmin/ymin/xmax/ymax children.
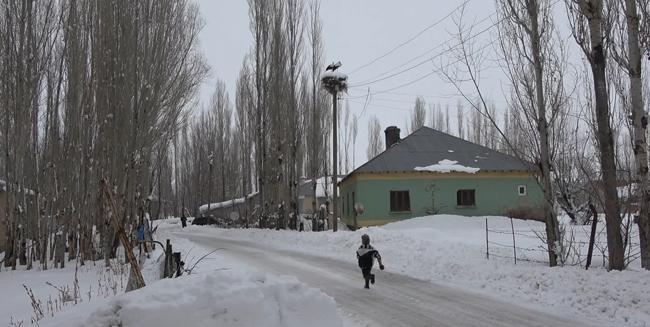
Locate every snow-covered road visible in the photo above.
<box><xmin>175</xmin><ymin>231</ymin><xmax>600</xmax><ymax>327</ymax></box>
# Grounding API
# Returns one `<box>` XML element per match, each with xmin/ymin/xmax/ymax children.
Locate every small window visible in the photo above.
<box><xmin>390</xmin><ymin>190</ymin><xmax>411</xmax><ymax>212</ymax></box>
<box><xmin>457</xmin><ymin>189</ymin><xmax>476</xmax><ymax>206</ymax></box>
<box><xmin>518</xmin><ymin>185</ymin><xmax>527</xmax><ymax>196</ymax></box>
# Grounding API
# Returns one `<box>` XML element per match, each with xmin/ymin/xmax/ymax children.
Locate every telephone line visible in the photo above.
<box><xmin>348</xmin><ymin>0</ymin><xmax>470</xmax><ymax>75</ymax></box>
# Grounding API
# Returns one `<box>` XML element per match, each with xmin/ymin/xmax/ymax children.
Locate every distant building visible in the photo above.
<box><xmin>198</xmin><ymin>176</ymin><xmax>344</xmax><ymax>224</ymax></box>
<box><xmin>338</xmin><ymin>126</ymin><xmax>545</xmax><ymax>228</ymax></box>
<box><xmin>297</xmin><ymin>176</ymin><xmax>343</xmax><ymax>215</ymax></box>
<box><xmin>198</xmin><ymin>192</ymin><xmax>259</xmax><ymax>222</ymax></box>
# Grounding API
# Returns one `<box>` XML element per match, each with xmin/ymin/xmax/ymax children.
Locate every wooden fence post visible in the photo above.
<box><xmin>485</xmin><ymin>218</ymin><xmax>489</xmax><ymax>259</ymax></box>
<box><xmin>100</xmin><ymin>179</ymin><xmax>146</xmax><ymax>290</ymax></box>
<box><xmin>585</xmin><ymin>203</ymin><xmax>598</xmax><ymax>270</ymax></box>
<box><xmin>164</xmin><ymin>239</ymin><xmax>172</xmax><ymax>278</ymax></box>
<box><xmin>510</xmin><ymin>217</ymin><xmax>517</xmax><ymax>265</ymax></box>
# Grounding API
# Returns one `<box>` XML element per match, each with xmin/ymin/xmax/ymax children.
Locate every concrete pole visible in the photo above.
<box><xmin>332</xmin><ymin>92</ymin><xmax>338</xmax><ymax>232</ymax></box>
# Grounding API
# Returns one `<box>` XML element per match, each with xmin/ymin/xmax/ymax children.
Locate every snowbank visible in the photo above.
<box><xmin>42</xmin><ymin>270</ymin><xmax>342</xmax><ymax>327</ymax></box>
<box><xmin>169</xmin><ymin>215</ymin><xmax>650</xmax><ymax>327</ymax></box>
<box><xmin>414</xmin><ymin>159</ymin><xmax>480</xmax><ymax>173</ymax></box>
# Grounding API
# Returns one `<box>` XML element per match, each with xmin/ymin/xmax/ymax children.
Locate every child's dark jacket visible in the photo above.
<box><xmin>357</xmin><ymin>244</ymin><xmax>381</xmax><ymax>269</ymax></box>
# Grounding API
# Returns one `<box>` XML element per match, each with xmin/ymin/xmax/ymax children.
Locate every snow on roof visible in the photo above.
<box><xmin>414</xmin><ymin>159</ymin><xmax>480</xmax><ymax>174</ymax></box>
<box><xmin>199</xmin><ymin>192</ymin><xmax>258</xmax><ymax>214</ymax></box>
<box><xmin>346</xmin><ymin>127</ymin><xmax>534</xmax><ymax>180</ymax></box>
<box><xmin>301</xmin><ymin>176</ymin><xmax>343</xmax><ymax>198</ymax></box>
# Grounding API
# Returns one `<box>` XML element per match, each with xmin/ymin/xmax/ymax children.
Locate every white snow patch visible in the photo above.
<box><xmin>199</xmin><ymin>192</ymin><xmax>258</xmax><ymax>213</ymax></box>
<box><xmin>42</xmin><ymin>271</ymin><xmax>342</xmax><ymax>327</ymax></box>
<box><xmin>164</xmin><ymin>215</ymin><xmax>649</xmax><ymax>327</ymax></box>
<box><xmin>414</xmin><ymin>159</ymin><xmax>480</xmax><ymax>174</ymax></box>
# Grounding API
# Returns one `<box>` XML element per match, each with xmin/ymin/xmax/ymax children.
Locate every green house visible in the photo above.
<box><xmin>339</xmin><ymin>126</ymin><xmax>544</xmax><ymax>228</ymax></box>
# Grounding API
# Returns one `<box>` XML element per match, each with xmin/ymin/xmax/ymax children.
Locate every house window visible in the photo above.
<box><xmin>390</xmin><ymin>190</ymin><xmax>410</xmax><ymax>212</ymax></box>
<box><xmin>518</xmin><ymin>185</ymin><xmax>527</xmax><ymax>196</ymax></box>
<box><xmin>457</xmin><ymin>189</ymin><xmax>476</xmax><ymax>206</ymax></box>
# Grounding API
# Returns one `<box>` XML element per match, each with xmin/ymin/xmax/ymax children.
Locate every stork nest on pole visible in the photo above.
<box><xmin>321</xmin><ymin>71</ymin><xmax>348</xmax><ymax>94</ymax></box>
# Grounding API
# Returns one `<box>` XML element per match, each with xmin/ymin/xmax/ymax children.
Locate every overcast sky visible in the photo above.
<box><xmin>194</xmin><ymin>0</ymin><xmax>573</xmax><ymax>171</ymax></box>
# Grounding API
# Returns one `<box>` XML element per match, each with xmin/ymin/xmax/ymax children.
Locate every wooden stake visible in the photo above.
<box><xmin>100</xmin><ymin>179</ymin><xmax>146</xmax><ymax>289</ymax></box>
<box><xmin>586</xmin><ymin>203</ymin><xmax>598</xmax><ymax>270</ymax></box>
<box><xmin>485</xmin><ymin>218</ymin><xmax>489</xmax><ymax>259</ymax></box>
<box><xmin>510</xmin><ymin>217</ymin><xmax>517</xmax><ymax>265</ymax></box>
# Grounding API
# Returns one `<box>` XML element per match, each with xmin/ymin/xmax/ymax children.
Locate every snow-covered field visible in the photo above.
<box><xmin>2</xmin><ymin>214</ymin><xmax>647</xmax><ymax>326</ymax></box>
<box><xmin>41</xmin><ymin>269</ymin><xmax>341</xmax><ymax>327</ymax></box>
<box><xmin>163</xmin><ymin>215</ymin><xmax>649</xmax><ymax>327</ymax></box>
<box><xmin>0</xmin><ymin>229</ymin><xmax>343</xmax><ymax>327</ymax></box>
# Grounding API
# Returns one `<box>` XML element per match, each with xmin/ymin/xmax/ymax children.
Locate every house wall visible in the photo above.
<box><xmin>339</xmin><ymin>172</ymin><xmax>544</xmax><ymax>227</ymax></box>
<box><xmin>0</xmin><ymin>191</ymin><xmax>6</xmax><ymax>251</ymax></box>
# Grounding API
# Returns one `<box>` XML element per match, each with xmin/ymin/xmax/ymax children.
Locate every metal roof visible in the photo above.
<box><xmin>345</xmin><ymin>126</ymin><xmax>536</xmax><ymax>180</ymax></box>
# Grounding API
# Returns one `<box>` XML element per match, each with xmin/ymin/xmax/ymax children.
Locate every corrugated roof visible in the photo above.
<box><xmin>345</xmin><ymin>127</ymin><xmax>536</xmax><ymax>181</ymax></box>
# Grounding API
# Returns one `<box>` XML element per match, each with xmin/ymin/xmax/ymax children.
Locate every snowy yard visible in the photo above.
<box><xmin>0</xmin><ymin>231</ymin><xmax>344</xmax><ymax>327</ymax></box>
<box><xmin>1</xmin><ymin>214</ymin><xmax>647</xmax><ymax>327</ymax></box>
<box><xmin>158</xmin><ymin>215</ymin><xmax>649</xmax><ymax>327</ymax></box>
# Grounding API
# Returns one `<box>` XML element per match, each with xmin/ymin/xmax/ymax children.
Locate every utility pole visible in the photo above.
<box><xmin>207</xmin><ymin>152</ymin><xmax>214</xmax><ymax>217</ymax></box>
<box><xmin>321</xmin><ymin>61</ymin><xmax>347</xmax><ymax>232</ymax></box>
<box><xmin>332</xmin><ymin>93</ymin><xmax>338</xmax><ymax>231</ymax></box>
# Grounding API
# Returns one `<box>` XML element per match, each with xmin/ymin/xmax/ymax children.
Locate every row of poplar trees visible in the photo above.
<box><xmin>0</xmin><ymin>0</ymin><xmax>207</xmax><ymax>269</ymax></box>
<box><xmin>177</xmin><ymin>0</ymin><xmax>334</xmax><ymax>229</ymax></box>
<box><xmin>0</xmin><ymin>0</ymin><xmax>336</xmax><ymax>270</ymax></box>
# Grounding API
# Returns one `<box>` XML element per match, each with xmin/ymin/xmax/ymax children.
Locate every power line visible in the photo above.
<box><xmin>347</xmin><ymin>99</ymin><xmax>412</xmax><ymax>112</ymax></box>
<box><xmin>352</xmin><ymin>13</ymin><xmax>495</xmax><ymax>86</ymax></box>
<box><xmin>348</xmin><ymin>0</ymin><xmax>563</xmax><ymax>89</ymax></box>
<box><xmin>345</xmin><ymin>0</ymin><xmax>565</xmax><ymax>103</ymax></box>
<box><xmin>347</xmin><ymin>0</ymin><xmax>470</xmax><ymax>75</ymax></box>
<box><xmin>348</xmin><ymin>17</ymin><xmax>500</xmax><ymax>89</ymax></box>
<box><xmin>353</xmin><ymin>40</ymin><xmax>493</xmax><ymax>96</ymax></box>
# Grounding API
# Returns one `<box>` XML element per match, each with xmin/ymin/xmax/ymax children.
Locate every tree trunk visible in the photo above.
<box><xmin>584</xmin><ymin>1</ymin><xmax>625</xmax><ymax>270</ymax></box>
<box><xmin>623</xmin><ymin>0</ymin><xmax>650</xmax><ymax>270</ymax></box>
<box><xmin>528</xmin><ymin>0</ymin><xmax>560</xmax><ymax>267</ymax></box>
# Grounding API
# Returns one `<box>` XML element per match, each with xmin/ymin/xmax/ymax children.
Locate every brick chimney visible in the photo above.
<box><xmin>384</xmin><ymin>126</ymin><xmax>401</xmax><ymax>150</ymax></box>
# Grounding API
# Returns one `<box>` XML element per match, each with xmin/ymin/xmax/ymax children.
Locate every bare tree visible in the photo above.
<box><xmin>307</xmin><ymin>0</ymin><xmax>325</xmax><ymax>220</ymax></box>
<box><xmin>608</xmin><ymin>0</ymin><xmax>650</xmax><ymax>269</ymax></box>
<box><xmin>410</xmin><ymin>96</ymin><xmax>427</xmax><ymax>133</ymax></box>
<box><xmin>439</xmin><ymin>2</ymin><xmax>562</xmax><ymax>266</ymax></box>
<box><xmin>566</xmin><ymin>0</ymin><xmax>625</xmax><ymax>270</ymax></box>
<box><xmin>367</xmin><ymin>116</ymin><xmax>384</xmax><ymax>160</ymax></box>
<box><xmin>496</xmin><ymin>0</ymin><xmax>567</xmax><ymax>266</ymax></box>
<box><xmin>351</xmin><ymin>113</ymin><xmax>359</xmax><ymax>169</ymax></box>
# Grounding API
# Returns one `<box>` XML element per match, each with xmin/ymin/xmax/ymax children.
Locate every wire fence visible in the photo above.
<box><xmin>484</xmin><ymin>217</ymin><xmax>642</xmax><ymax>268</ymax></box>
<box><xmin>484</xmin><ymin>218</ymin><xmax>550</xmax><ymax>265</ymax></box>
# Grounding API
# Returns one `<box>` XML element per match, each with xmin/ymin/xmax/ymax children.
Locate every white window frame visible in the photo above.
<box><xmin>518</xmin><ymin>185</ymin><xmax>527</xmax><ymax>196</ymax></box>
